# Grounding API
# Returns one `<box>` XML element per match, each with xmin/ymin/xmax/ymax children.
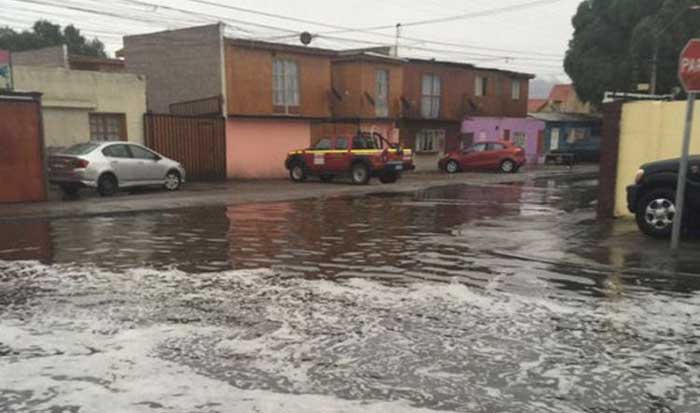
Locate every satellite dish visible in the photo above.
<box><xmin>300</xmin><ymin>32</ymin><xmax>313</xmax><ymax>46</ymax></box>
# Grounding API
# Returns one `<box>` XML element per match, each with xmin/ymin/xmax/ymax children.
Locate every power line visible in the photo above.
<box><xmin>184</xmin><ymin>0</ymin><xmax>564</xmax><ymax>58</ymax></box>
<box><xmin>320</xmin><ymin>0</ymin><xmax>565</xmax><ymax>33</ymax></box>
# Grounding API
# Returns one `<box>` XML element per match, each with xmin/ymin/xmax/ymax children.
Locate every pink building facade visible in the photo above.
<box><xmin>461</xmin><ymin>117</ymin><xmax>546</xmax><ymax>165</ymax></box>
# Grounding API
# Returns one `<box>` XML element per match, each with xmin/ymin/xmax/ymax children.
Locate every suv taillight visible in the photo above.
<box><xmin>72</xmin><ymin>159</ymin><xmax>89</xmax><ymax>169</ymax></box>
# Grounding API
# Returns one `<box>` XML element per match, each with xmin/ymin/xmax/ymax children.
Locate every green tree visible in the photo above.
<box><xmin>564</xmin><ymin>0</ymin><xmax>700</xmax><ymax>105</ymax></box>
<box><xmin>0</xmin><ymin>20</ymin><xmax>106</xmax><ymax>57</ymax></box>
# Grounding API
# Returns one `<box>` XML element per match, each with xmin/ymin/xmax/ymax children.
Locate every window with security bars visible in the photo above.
<box><xmin>421</xmin><ymin>74</ymin><xmax>441</xmax><ymax>119</ymax></box>
<box><xmin>273</xmin><ymin>59</ymin><xmax>299</xmax><ymax>113</ymax></box>
<box><xmin>376</xmin><ymin>70</ymin><xmax>389</xmax><ymax>117</ymax></box>
<box><xmin>89</xmin><ymin>113</ymin><xmax>126</xmax><ymax>141</ymax></box>
<box><xmin>415</xmin><ymin>129</ymin><xmax>445</xmax><ymax>153</ymax></box>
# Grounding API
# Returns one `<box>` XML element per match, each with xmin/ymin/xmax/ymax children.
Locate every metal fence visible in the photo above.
<box><xmin>144</xmin><ymin>114</ymin><xmax>226</xmax><ymax>181</ymax></box>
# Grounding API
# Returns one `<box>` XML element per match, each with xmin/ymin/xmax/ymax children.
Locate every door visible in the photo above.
<box><xmin>101</xmin><ymin>144</ymin><xmax>137</xmax><ymax>184</ymax></box>
<box><xmin>486</xmin><ymin>143</ymin><xmax>508</xmax><ymax>168</ymax></box>
<box><xmin>503</xmin><ymin>129</ymin><xmax>511</xmax><ymax>141</ymax></box>
<box><xmin>325</xmin><ymin>137</ymin><xmax>351</xmax><ymax>172</ymax></box>
<box><xmin>309</xmin><ymin>137</ymin><xmax>332</xmax><ymax>174</ymax></box>
<box><xmin>460</xmin><ymin>143</ymin><xmax>488</xmax><ymax>170</ymax></box>
<box><xmin>0</xmin><ymin>98</ymin><xmax>46</xmax><ymax>203</ymax></box>
<box><xmin>129</xmin><ymin>144</ymin><xmax>168</xmax><ymax>182</ymax></box>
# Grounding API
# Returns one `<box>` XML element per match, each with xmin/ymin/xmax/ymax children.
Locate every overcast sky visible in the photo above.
<box><xmin>4</xmin><ymin>0</ymin><xmax>580</xmax><ymax>84</ymax></box>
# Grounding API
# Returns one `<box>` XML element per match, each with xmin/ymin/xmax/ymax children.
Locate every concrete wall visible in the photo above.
<box><xmin>12</xmin><ymin>45</ymin><xmax>68</xmax><ymax>68</ymax></box>
<box><xmin>615</xmin><ymin>100</ymin><xmax>700</xmax><ymax>217</ymax></box>
<box><xmin>124</xmin><ymin>24</ymin><xmax>225</xmax><ymax>114</ymax></box>
<box><xmin>462</xmin><ymin>117</ymin><xmax>545</xmax><ymax>164</ymax></box>
<box><xmin>13</xmin><ymin>65</ymin><xmax>147</xmax><ymax>149</ymax></box>
<box><xmin>226</xmin><ymin>118</ymin><xmax>311</xmax><ymax>179</ymax></box>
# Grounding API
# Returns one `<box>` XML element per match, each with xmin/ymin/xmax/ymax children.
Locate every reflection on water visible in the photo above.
<box><xmin>2</xmin><ymin>178</ymin><xmax>700</xmax><ymax>412</ymax></box>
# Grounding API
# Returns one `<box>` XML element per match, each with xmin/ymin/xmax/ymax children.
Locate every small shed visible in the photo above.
<box><xmin>528</xmin><ymin>112</ymin><xmax>602</xmax><ymax>155</ymax></box>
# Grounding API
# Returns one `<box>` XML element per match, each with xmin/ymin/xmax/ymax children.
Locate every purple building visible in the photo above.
<box><xmin>461</xmin><ymin>117</ymin><xmax>546</xmax><ymax>165</ymax></box>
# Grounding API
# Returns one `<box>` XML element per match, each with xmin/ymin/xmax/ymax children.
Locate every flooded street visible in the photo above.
<box><xmin>2</xmin><ymin>177</ymin><xmax>700</xmax><ymax>412</ymax></box>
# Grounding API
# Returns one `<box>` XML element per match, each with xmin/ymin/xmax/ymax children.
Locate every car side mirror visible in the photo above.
<box><xmin>154</xmin><ymin>155</ymin><xmax>162</xmax><ymax>161</ymax></box>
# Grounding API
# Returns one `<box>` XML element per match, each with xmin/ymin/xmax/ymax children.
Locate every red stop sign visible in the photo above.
<box><xmin>679</xmin><ymin>39</ymin><xmax>700</xmax><ymax>93</ymax></box>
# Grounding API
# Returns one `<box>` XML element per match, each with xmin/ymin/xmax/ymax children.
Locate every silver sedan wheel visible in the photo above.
<box><xmin>645</xmin><ymin>198</ymin><xmax>676</xmax><ymax>229</ymax></box>
<box><xmin>165</xmin><ymin>172</ymin><xmax>181</xmax><ymax>191</ymax></box>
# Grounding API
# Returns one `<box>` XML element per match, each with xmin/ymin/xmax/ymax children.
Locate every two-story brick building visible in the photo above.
<box><xmin>124</xmin><ymin>24</ymin><xmax>533</xmax><ymax>178</ymax></box>
<box><xmin>399</xmin><ymin>59</ymin><xmax>533</xmax><ymax>171</ymax></box>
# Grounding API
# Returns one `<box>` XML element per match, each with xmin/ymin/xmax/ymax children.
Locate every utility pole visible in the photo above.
<box><xmin>651</xmin><ymin>40</ymin><xmax>659</xmax><ymax>95</ymax></box>
<box><xmin>394</xmin><ymin>23</ymin><xmax>401</xmax><ymax>57</ymax></box>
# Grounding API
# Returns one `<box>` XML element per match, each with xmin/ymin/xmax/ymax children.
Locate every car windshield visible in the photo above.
<box><xmin>62</xmin><ymin>143</ymin><xmax>100</xmax><ymax>155</ymax></box>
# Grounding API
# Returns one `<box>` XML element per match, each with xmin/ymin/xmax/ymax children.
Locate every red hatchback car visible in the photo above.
<box><xmin>439</xmin><ymin>141</ymin><xmax>526</xmax><ymax>174</ymax></box>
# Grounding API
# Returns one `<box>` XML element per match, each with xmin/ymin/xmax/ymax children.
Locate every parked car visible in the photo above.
<box><xmin>439</xmin><ymin>141</ymin><xmax>526</xmax><ymax>174</ymax></box>
<box><xmin>627</xmin><ymin>156</ymin><xmax>700</xmax><ymax>237</ymax></box>
<box><xmin>285</xmin><ymin>132</ymin><xmax>414</xmax><ymax>185</ymax></box>
<box><xmin>546</xmin><ymin>137</ymin><xmax>601</xmax><ymax>165</ymax></box>
<box><xmin>49</xmin><ymin>142</ymin><xmax>186</xmax><ymax>197</ymax></box>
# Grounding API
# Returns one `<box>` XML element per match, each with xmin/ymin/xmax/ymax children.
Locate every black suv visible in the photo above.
<box><xmin>627</xmin><ymin>156</ymin><xmax>700</xmax><ymax>237</ymax></box>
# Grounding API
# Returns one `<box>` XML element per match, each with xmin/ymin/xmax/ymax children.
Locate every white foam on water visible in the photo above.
<box><xmin>0</xmin><ymin>319</ymin><xmax>442</xmax><ymax>413</ymax></box>
<box><xmin>2</xmin><ymin>260</ymin><xmax>700</xmax><ymax>412</ymax></box>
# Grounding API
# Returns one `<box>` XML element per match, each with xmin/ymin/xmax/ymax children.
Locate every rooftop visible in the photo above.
<box><xmin>548</xmin><ymin>84</ymin><xmax>574</xmax><ymax>102</ymax></box>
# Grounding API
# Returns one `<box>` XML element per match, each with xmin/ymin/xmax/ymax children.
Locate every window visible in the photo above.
<box><xmin>512</xmin><ymin>132</ymin><xmax>527</xmax><ymax>148</ymax></box>
<box><xmin>470</xmin><ymin>143</ymin><xmax>487</xmax><ymax>152</ymax></box>
<box><xmin>89</xmin><ymin>113</ymin><xmax>126</xmax><ymax>141</ymax></box>
<box><xmin>334</xmin><ymin>137</ymin><xmax>349</xmax><ymax>150</ymax></box>
<box><xmin>102</xmin><ymin>144</ymin><xmax>131</xmax><ymax>158</ymax></box>
<box><xmin>550</xmin><ymin>128</ymin><xmax>560</xmax><ymax>150</ymax></box>
<box><xmin>567</xmin><ymin>128</ymin><xmax>588</xmax><ymax>144</ymax></box>
<box><xmin>63</xmin><ymin>143</ymin><xmax>99</xmax><ymax>155</ymax></box>
<box><xmin>475</xmin><ymin>76</ymin><xmax>488</xmax><ymax>97</ymax></box>
<box><xmin>421</xmin><ymin>74</ymin><xmax>441</xmax><ymax>119</ymax></box>
<box><xmin>376</xmin><ymin>70</ymin><xmax>389</xmax><ymax>117</ymax></box>
<box><xmin>511</xmin><ymin>80</ymin><xmax>521</xmax><ymax>100</ymax></box>
<box><xmin>273</xmin><ymin>59</ymin><xmax>299</xmax><ymax>112</ymax></box>
<box><xmin>415</xmin><ymin>129</ymin><xmax>445</xmax><ymax>153</ymax></box>
<box><xmin>130</xmin><ymin>145</ymin><xmax>158</xmax><ymax>160</ymax></box>
<box><xmin>488</xmin><ymin>143</ymin><xmax>505</xmax><ymax>151</ymax></box>
<box><xmin>315</xmin><ymin>138</ymin><xmax>332</xmax><ymax>150</ymax></box>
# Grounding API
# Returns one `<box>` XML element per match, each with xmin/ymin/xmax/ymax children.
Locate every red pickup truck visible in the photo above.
<box><xmin>285</xmin><ymin>132</ymin><xmax>414</xmax><ymax>185</ymax></box>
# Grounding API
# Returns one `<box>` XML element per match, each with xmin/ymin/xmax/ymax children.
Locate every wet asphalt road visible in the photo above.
<box><xmin>1</xmin><ymin>176</ymin><xmax>700</xmax><ymax>412</ymax></box>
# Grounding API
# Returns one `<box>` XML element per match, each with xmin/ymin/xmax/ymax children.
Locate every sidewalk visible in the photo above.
<box><xmin>0</xmin><ymin>165</ymin><xmax>599</xmax><ymax>221</ymax></box>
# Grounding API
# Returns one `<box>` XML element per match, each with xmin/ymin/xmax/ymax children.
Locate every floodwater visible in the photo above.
<box><xmin>1</xmin><ymin>177</ymin><xmax>700</xmax><ymax>412</ymax></box>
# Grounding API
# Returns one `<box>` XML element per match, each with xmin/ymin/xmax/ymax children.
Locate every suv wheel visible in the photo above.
<box><xmin>97</xmin><ymin>174</ymin><xmax>118</xmax><ymax>197</ymax></box>
<box><xmin>289</xmin><ymin>163</ymin><xmax>307</xmax><ymax>182</ymax></box>
<box><xmin>636</xmin><ymin>188</ymin><xmax>677</xmax><ymax>238</ymax></box>
<box><xmin>351</xmin><ymin>163</ymin><xmax>370</xmax><ymax>185</ymax></box>
<box><xmin>445</xmin><ymin>160</ymin><xmax>459</xmax><ymax>174</ymax></box>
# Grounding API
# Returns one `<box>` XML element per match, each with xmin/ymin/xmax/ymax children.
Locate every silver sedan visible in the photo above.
<box><xmin>49</xmin><ymin>142</ymin><xmax>186</xmax><ymax>197</ymax></box>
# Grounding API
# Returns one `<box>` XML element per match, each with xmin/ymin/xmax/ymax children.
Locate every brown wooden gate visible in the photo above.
<box><xmin>0</xmin><ymin>93</ymin><xmax>47</xmax><ymax>203</ymax></box>
<box><xmin>144</xmin><ymin>114</ymin><xmax>226</xmax><ymax>181</ymax></box>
